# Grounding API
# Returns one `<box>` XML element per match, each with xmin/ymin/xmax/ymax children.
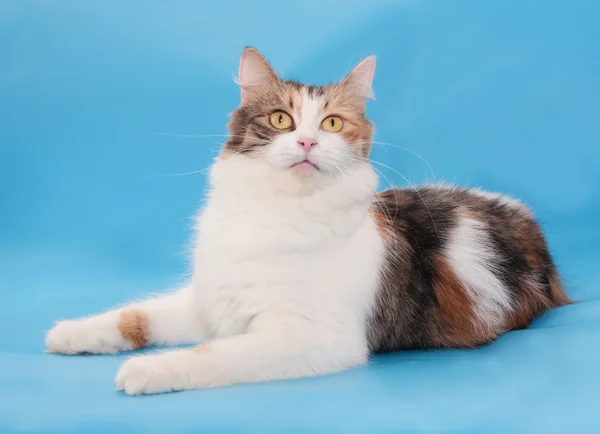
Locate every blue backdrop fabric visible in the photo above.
<box><xmin>1</xmin><ymin>1</ymin><xmax>599</xmax><ymax>433</ymax></box>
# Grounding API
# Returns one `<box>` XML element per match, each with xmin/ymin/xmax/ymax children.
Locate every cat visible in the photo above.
<box><xmin>46</xmin><ymin>47</ymin><xmax>571</xmax><ymax>395</ymax></box>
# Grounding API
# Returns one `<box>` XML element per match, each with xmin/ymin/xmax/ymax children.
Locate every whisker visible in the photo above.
<box><xmin>147</xmin><ymin>134</ymin><xmax>437</xmax><ymax>239</ymax></box>
<box><xmin>347</xmin><ymin>139</ymin><xmax>437</xmax><ymax>182</ymax></box>
<box><xmin>151</xmin><ymin>133</ymin><xmax>230</xmax><ymax>138</ymax></box>
<box><xmin>371</xmin><ymin>141</ymin><xmax>437</xmax><ymax>181</ymax></box>
<box><xmin>367</xmin><ymin>158</ymin><xmax>440</xmax><ymax>240</ymax></box>
<box><xmin>343</xmin><ymin>155</ymin><xmax>439</xmax><ymax>240</ymax></box>
<box><xmin>350</xmin><ymin>158</ymin><xmax>399</xmax><ymax>222</ymax></box>
<box><xmin>138</xmin><ymin>167</ymin><xmax>212</xmax><ymax>180</ymax></box>
<box><xmin>140</xmin><ymin>142</ymin><xmax>270</xmax><ymax>180</ymax></box>
<box><xmin>330</xmin><ymin>160</ymin><xmax>394</xmax><ymax>224</ymax></box>
<box><xmin>330</xmin><ymin>161</ymin><xmax>378</xmax><ymax>208</ymax></box>
<box><xmin>151</xmin><ymin>132</ymin><xmax>273</xmax><ymax>144</ymax></box>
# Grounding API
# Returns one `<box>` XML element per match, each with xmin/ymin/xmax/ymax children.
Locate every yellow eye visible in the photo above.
<box><xmin>321</xmin><ymin>116</ymin><xmax>343</xmax><ymax>133</ymax></box>
<box><xmin>269</xmin><ymin>111</ymin><xmax>293</xmax><ymax>129</ymax></box>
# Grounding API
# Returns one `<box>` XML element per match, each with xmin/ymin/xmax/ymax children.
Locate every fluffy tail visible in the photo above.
<box><xmin>547</xmin><ymin>266</ymin><xmax>572</xmax><ymax>306</ymax></box>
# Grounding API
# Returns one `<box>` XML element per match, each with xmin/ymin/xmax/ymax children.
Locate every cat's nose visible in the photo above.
<box><xmin>297</xmin><ymin>137</ymin><xmax>318</xmax><ymax>152</ymax></box>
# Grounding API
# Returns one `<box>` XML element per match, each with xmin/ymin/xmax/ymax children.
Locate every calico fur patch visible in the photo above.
<box><xmin>369</xmin><ymin>186</ymin><xmax>571</xmax><ymax>351</ymax></box>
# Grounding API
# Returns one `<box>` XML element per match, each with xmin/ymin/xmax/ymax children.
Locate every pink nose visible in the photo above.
<box><xmin>297</xmin><ymin>137</ymin><xmax>317</xmax><ymax>152</ymax></box>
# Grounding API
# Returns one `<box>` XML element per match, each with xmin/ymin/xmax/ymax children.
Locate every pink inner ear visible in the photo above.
<box><xmin>343</xmin><ymin>55</ymin><xmax>376</xmax><ymax>100</ymax></box>
<box><xmin>238</xmin><ymin>49</ymin><xmax>278</xmax><ymax>102</ymax></box>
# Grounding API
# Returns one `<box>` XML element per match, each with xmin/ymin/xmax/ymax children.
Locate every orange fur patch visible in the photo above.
<box><xmin>117</xmin><ymin>309</ymin><xmax>149</xmax><ymax>350</ymax></box>
<box><xmin>432</xmin><ymin>255</ymin><xmax>495</xmax><ymax>347</ymax></box>
<box><xmin>372</xmin><ymin>206</ymin><xmax>392</xmax><ymax>240</ymax></box>
<box><xmin>549</xmin><ymin>270</ymin><xmax>572</xmax><ymax>306</ymax></box>
<box><xmin>506</xmin><ymin>281</ymin><xmax>554</xmax><ymax>330</ymax></box>
<box><xmin>322</xmin><ymin>85</ymin><xmax>373</xmax><ymax>157</ymax></box>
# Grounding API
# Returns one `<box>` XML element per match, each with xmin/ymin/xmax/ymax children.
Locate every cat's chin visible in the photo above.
<box><xmin>290</xmin><ymin>161</ymin><xmax>319</xmax><ymax>178</ymax></box>
<box><xmin>211</xmin><ymin>154</ymin><xmax>324</xmax><ymax>196</ymax></box>
<box><xmin>280</xmin><ymin>168</ymin><xmax>326</xmax><ymax>195</ymax></box>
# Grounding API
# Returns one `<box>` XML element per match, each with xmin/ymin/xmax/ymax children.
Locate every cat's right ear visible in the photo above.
<box><xmin>237</xmin><ymin>47</ymin><xmax>279</xmax><ymax>104</ymax></box>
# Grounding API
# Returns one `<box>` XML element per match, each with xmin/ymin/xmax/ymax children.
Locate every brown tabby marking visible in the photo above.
<box><xmin>321</xmin><ymin>84</ymin><xmax>373</xmax><ymax>157</ymax></box>
<box><xmin>224</xmin><ymin>78</ymin><xmax>373</xmax><ymax>158</ymax></box>
<box><xmin>118</xmin><ymin>310</ymin><xmax>149</xmax><ymax>350</ymax></box>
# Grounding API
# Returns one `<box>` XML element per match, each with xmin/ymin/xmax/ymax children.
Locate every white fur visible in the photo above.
<box><xmin>47</xmin><ymin>88</ymin><xmax>386</xmax><ymax>394</ymax></box>
<box><xmin>469</xmin><ymin>188</ymin><xmax>530</xmax><ymax>212</ymax></box>
<box><xmin>445</xmin><ymin>218</ymin><xmax>513</xmax><ymax>331</ymax></box>
<box><xmin>428</xmin><ymin>183</ymin><xmax>528</xmax><ymax>212</ymax></box>
<box><xmin>112</xmin><ymin>156</ymin><xmax>383</xmax><ymax>394</ymax></box>
<box><xmin>46</xmin><ymin>288</ymin><xmax>201</xmax><ymax>354</ymax></box>
<box><xmin>46</xmin><ymin>314</ymin><xmax>128</xmax><ymax>355</ymax></box>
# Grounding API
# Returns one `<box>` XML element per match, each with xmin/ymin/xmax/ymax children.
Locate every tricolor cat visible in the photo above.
<box><xmin>46</xmin><ymin>47</ymin><xmax>570</xmax><ymax>395</ymax></box>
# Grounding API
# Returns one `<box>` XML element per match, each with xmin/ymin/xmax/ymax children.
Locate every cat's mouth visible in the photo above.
<box><xmin>291</xmin><ymin>159</ymin><xmax>319</xmax><ymax>171</ymax></box>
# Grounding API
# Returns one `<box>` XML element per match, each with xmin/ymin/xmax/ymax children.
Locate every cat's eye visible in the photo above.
<box><xmin>269</xmin><ymin>111</ymin><xmax>293</xmax><ymax>129</ymax></box>
<box><xmin>321</xmin><ymin>116</ymin><xmax>344</xmax><ymax>133</ymax></box>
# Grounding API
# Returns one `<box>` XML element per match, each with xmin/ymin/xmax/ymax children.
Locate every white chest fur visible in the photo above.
<box><xmin>192</xmin><ymin>156</ymin><xmax>384</xmax><ymax>341</ymax></box>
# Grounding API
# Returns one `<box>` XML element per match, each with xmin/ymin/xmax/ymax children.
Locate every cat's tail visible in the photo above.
<box><xmin>547</xmin><ymin>265</ymin><xmax>572</xmax><ymax>306</ymax></box>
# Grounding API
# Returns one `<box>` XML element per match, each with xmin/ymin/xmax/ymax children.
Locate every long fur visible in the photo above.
<box><xmin>45</xmin><ymin>47</ymin><xmax>570</xmax><ymax>395</ymax></box>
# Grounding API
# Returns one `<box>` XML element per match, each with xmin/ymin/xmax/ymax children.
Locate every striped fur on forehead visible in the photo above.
<box><xmin>224</xmin><ymin>79</ymin><xmax>294</xmax><ymax>156</ymax></box>
<box><xmin>223</xmin><ymin>80</ymin><xmax>305</xmax><ymax>156</ymax></box>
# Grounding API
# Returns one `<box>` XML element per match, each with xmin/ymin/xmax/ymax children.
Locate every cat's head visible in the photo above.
<box><xmin>221</xmin><ymin>47</ymin><xmax>376</xmax><ymax>190</ymax></box>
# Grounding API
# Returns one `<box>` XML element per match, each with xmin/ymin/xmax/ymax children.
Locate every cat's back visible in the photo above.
<box><xmin>369</xmin><ymin>185</ymin><xmax>571</xmax><ymax>352</ymax></box>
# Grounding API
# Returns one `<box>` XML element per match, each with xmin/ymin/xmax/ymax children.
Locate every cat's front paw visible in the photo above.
<box><xmin>115</xmin><ymin>355</ymin><xmax>184</xmax><ymax>395</ymax></box>
<box><xmin>46</xmin><ymin>319</ymin><xmax>122</xmax><ymax>354</ymax></box>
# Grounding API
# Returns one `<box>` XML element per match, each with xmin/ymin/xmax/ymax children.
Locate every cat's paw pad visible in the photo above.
<box><xmin>45</xmin><ymin>319</ymin><xmax>120</xmax><ymax>354</ymax></box>
<box><xmin>115</xmin><ymin>355</ymin><xmax>181</xmax><ymax>395</ymax></box>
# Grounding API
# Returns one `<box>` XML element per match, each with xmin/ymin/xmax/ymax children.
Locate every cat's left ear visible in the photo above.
<box><xmin>238</xmin><ymin>47</ymin><xmax>279</xmax><ymax>104</ymax></box>
<box><xmin>340</xmin><ymin>55</ymin><xmax>376</xmax><ymax>101</ymax></box>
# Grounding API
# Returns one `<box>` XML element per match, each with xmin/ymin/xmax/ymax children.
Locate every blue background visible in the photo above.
<box><xmin>1</xmin><ymin>1</ymin><xmax>599</xmax><ymax>432</ymax></box>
